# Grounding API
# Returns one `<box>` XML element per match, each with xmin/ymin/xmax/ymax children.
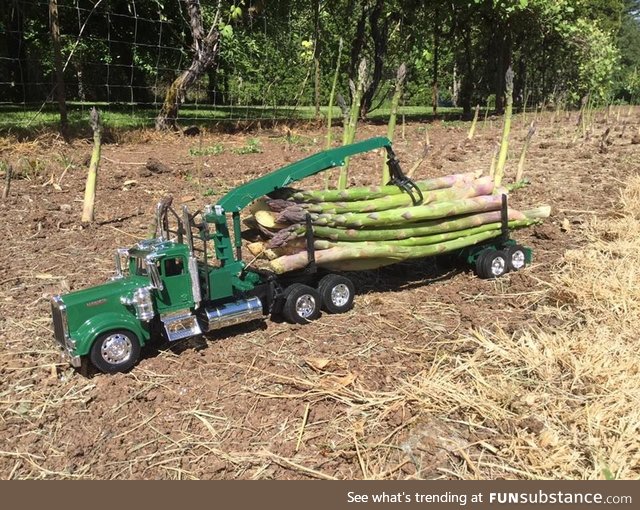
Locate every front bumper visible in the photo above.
<box><xmin>51</xmin><ymin>296</ymin><xmax>82</xmax><ymax>368</ymax></box>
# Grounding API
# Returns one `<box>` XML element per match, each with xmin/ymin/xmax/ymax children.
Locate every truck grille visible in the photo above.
<box><xmin>51</xmin><ymin>298</ymin><xmax>66</xmax><ymax>346</ymax></box>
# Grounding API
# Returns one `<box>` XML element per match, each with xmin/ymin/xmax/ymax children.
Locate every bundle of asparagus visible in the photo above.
<box><xmin>246</xmin><ymin>171</ymin><xmax>549</xmax><ymax>274</ymax></box>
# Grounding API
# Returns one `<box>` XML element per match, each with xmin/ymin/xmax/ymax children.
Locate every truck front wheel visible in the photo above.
<box><xmin>90</xmin><ymin>330</ymin><xmax>141</xmax><ymax>374</ymax></box>
<box><xmin>282</xmin><ymin>284</ymin><xmax>321</xmax><ymax>324</ymax></box>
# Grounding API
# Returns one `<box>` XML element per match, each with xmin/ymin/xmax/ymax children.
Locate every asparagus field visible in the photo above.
<box><xmin>1</xmin><ymin>108</ymin><xmax>640</xmax><ymax>480</ymax></box>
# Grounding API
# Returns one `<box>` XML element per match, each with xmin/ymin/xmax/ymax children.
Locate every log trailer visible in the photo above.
<box><xmin>51</xmin><ymin>137</ymin><xmax>532</xmax><ymax>373</ymax></box>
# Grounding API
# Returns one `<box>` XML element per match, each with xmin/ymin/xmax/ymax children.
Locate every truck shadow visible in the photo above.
<box><xmin>140</xmin><ymin>319</ymin><xmax>269</xmax><ymax>362</ymax></box>
<box><xmin>347</xmin><ymin>255</ymin><xmax>465</xmax><ymax>295</ymax></box>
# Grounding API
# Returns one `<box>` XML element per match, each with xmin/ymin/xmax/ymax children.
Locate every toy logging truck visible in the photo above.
<box><xmin>51</xmin><ymin>137</ymin><xmax>531</xmax><ymax>373</ymax></box>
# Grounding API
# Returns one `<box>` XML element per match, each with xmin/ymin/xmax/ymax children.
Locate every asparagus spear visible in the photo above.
<box><xmin>268</xmin><ymin>208</ymin><xmax>531</xmax><ymax>247</ymax></box>
<box><xmin>269</xmin><ymin>229</ymin><xmax>505</xmax><ymax>274</ymax></box>
<box><xmin>270</xmin><ymin>219</ymin><xmax>537</xmax><ymax>254</ymax></box>
<box><xmin>335</xmin><ymin>219</ymin><xmax>536</xmax><ymax>247</ymax></box>
<box><xmin>277</xmin><ymin>176</ymin><xmax>495</xmax><ymax>217</ymax></box>
<box><xmin>287</xmin><ymin>194</ymin><xmax>504</xmax><ymax>228</ymax></box>
<box><xmin>282</xmin><ymin>172</ymin><xmax>479</xmax><ymax>203</ymax></box>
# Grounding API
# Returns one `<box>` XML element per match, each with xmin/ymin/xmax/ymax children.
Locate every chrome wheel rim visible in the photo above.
<box><xmin>331</xmin><ymin>284</ymin><xmax>350</xmax><ymax>307</ymax></box>
<box><xmin>295</xmin><ymin>295</ymin><xmax>316</xmax><ymax>318</ymax></box>
<box><xmin>511</xmin><ymin>250</ymin><xmax>526</xmax><ymax>270</ymax></box>
<box><xmin>101</xmin><ymin>333</ymin><xmax>132</xmax><ymax>364</ymax></box>
<box><xmin>491</xmin><ymin>256</ymin><xmax>506</xmax><ymax>276</ymax></box>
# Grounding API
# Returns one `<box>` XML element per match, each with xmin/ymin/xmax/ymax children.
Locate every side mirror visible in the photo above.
<box><xmin>146</xmin><ymin>256</ymin><xmax>164</xmax><ymax>291</ymax></box>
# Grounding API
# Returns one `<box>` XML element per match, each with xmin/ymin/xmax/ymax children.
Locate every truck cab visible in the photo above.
<box><xmin>51</xmin><ymin>237</ymin><xmax>204</xmax><ymax>373</ymax></box>
<box><xmin>52</xmin><ymin>198</ymin><xmax>269</xmax><ymax>373</ymax></box>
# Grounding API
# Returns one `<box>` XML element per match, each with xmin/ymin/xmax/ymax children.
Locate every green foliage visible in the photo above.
<box><xmin>570</xmin><ymin>18</ymin><xmax>620</xmax><ymax>100</ymax></box>
<box><xmin>278</xmin><ymin>134</ymin><xmax>313</xmax><ymax>146</ymax></box>
<box><xmin>232</xmin><ymin>138</ymin><xmax>262</xmax><ymax>154</ymax></box>
<box><xmin>616</xmin><ymin>8</ymin><xmax>640</xmax><ymax>99</ymax></box>
<box><xmin>189</xmin><ymin>144</ymin><xmax>224</xmax><ymax>157</ymax></box>
<box><xmin>0</xmin><ymin>0</ymin><xmax>636</xmax><ymax>129</ymax></box>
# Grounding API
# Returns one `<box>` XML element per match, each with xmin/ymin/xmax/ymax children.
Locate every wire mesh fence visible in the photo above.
<box><xmin>0</xmin><ymin>0</ymin><xmax>321</xmax><ymax>131</ymax></box>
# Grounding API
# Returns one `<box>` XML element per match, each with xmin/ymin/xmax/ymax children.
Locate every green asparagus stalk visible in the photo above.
<box><xmin>382</xmin><ymin>63</ymin><xmax>407</xmax><ymax>184</ymax></box>
<box><xmin>467</xmin><ymin>104</ymin><xmax>480</xmax><ymax>140</ymax></box>
<box><xmin>82</xmin><ymin>107</ymin><xmax>102</xmax><ymax>223</ymax></box>
<box><xmin>482</xmin><ymin>102</ymin><xmax>490</xmax><ymax>129</ymax></box>
<box><xmin>267</xmin><ymin>206</ymin><xmax>549</xmax><ymax>247</ymax></box>
<box><xmin>287</xmin><ymin>171</ymin><xmax>479</xmax><ymax>203</ymax></box>
<box><xmin>285</xmin><ymin>219</ymin><xmax>538</xmax><ymax>252</ymax></box>
<box><xmin>516</xmin><ymin>122</ymin><xmax>536</xmax><ymax>182</ymax></box>
<box><xmin>325</xmin><ymin>38</ymin><xmax>343</xmax><ymax>150</ymax></box>
<box><xmin>488</xmin><ymin>142</ymin><xmax>499</xmax><ymax>178</ymax></box>
<box><xmin>2</xmin><ymin>163</ymin><xmax>12</xmax><ymax>199</ymax></box>
<box><xmin>494</xmin><ymin>67</ymin><xmax>514</xmax><ymax>187</ymax></box>
<box><xmin>269</xmin><ymin>228</ymin><xmax>505</xmax><ymax>274</ymax></box>
<box><xmin>278</xmin><ymin>176</ymin><xmax>494</xmax><ymax>217</ymax></box>
<box><xmin>339</xmin><ymin>58</ymin><xmax>367</xmax><ymax>190</ymax></box>
<box><xmin>300</xmin><ymin>194</ymin><xmax>504</xmax><ymax>228</ymax></box>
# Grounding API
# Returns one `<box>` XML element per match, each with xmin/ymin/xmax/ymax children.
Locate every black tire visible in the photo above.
<box><xmin>282</xmin><ymin>284</ymin><xmax>321</xmax><ymax>324</ymax></box>
<box><xmin>474</xmin><ymin>250</ymin><xmax>491</xmax><ymax>278</ymax></box>
<box><xmin>475</xmin><ymin>249</ymin><xmax>509</xmax><ymax>279</ymax></box>
<box><xmin>505</xmin><ymin>244</ymin><xmax>527</xmax><ymax>271</ymax></box>
<box><xmin>89</xmin><ymin>329</ymin><xmax>141</xmax><ymax>374</ymax></box>
<box><xmin>318</xmin><ymin>274</ymin><xmax>355</xmax><ymax>314</ymax></box>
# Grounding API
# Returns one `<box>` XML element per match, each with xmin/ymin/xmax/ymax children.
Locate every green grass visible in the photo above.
<box><xmin>189</xmin><ymin>143</ymin><xmax>224</xmax><ymax>157</ymax></box>
<box><xmin>0</xmin><ymin>103</ymin><xmax>464</xmax><ymax>137</ymax></box>
<box><xmin>232</xmin><ymin>138</ymin><xmax>262</xmax><ymax>154</ymax></box>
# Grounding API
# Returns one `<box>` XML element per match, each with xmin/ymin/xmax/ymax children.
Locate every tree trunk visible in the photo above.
<box><xmin>4</xmin><ymin>0</ymin><xmax>27</xmax><ymax>103</ymax></box>
<box><xmin>495</xmin><ymin>33</ymin><xmax>505</xmax><ymax>113</ymax></box>
<box><xmin>459</xmin><ymin>27</ymin><xmax>474</xmax><ymax>118</ymax></box>
<box><xmin>452</xmin><ymin>64</ymin><xmax>459</xmax><ymax>106</ymax></box>
<box><xmin>156</xmin><ymin>0</ymin><xmax>220</xmax><ymax>130</ymax></box>
<box><xmin>361</xmin><ymin>0</ymin><xmax>392</xmax><ymax>117</ymax></box>
<box><xmin>157</xmin><ymin>61</ymin><xmax>209</xmax><ymax>130</ymax></box>
<box><xmin>312</xmin><ymin>0</ymin><xmax>321</xmax><ymax>120</ymax></box>
<box><xmin>432</xmin><ymin>17</ymin><xmax>440</xmax><ymax>115</ymax></box>
<box><xmin>49</xmin><ymin>0</ymin><xmax>68</xmax><ymax>137</ymax></box>
<box><xmin>495</xmin><ymin>27</ymin><xmax>512</xmax><ymax>114</ymax></box>
<box><xmin>76</xmin><ymin>66</ymin><xmax>86</xmax><ymax>102</ymax></box>
<box><xmin>348</xmin><ymin>5</ymin><xmax>368</xmax><ymax>83</ymax></box>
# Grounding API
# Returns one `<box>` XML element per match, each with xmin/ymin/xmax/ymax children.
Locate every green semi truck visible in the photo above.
<box><xmin>51</xmin><ymin>137</ymin><xmax>530</xmax><ymax>373</ymax></box>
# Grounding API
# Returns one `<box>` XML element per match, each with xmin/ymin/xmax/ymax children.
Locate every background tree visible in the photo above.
<box><xmin>0</xmin><ymin>0</ymin><xmax>638</xmax><ymax>128</ymax></box>
<box><xmin>155</xmin><ymin>0</ymin><xmax>223</xmax><ymax>130</ymax></box>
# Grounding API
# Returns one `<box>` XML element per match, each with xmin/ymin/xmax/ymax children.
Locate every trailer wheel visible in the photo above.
<box><xmin>282</xmin><ymin>284</ymin><xmax>321</xmax><ymax>324</ymax></box>
<box><xmin>505</xmin><ymin>244</ymin><xmax>527</xmax><ymax>271</ymax></box>
<box><xmin>318</xmin><ymin>274</ymin><xmax>355</xmax><ymax>314</ymax></box>
<box><xmin>475</xmin><ymin>249</ymin><xmax>509</xmax><ymax>279</ymax></box>
<box><xmin>90</xmin><ymin>329</ymin><xmax>141</xmax><ymax>374</ymax></box>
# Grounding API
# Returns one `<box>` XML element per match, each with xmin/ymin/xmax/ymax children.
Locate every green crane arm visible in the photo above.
<box><xmin>215</xmin><ymin>136</ymin><xmax>392</xmax><ymax>213</ymax></box>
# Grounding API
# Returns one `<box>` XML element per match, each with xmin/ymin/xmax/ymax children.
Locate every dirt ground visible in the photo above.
<box><xmin>1</xmin><ymin>108</ymin><xmax>639</xmax><ymax>479</ymax></box>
